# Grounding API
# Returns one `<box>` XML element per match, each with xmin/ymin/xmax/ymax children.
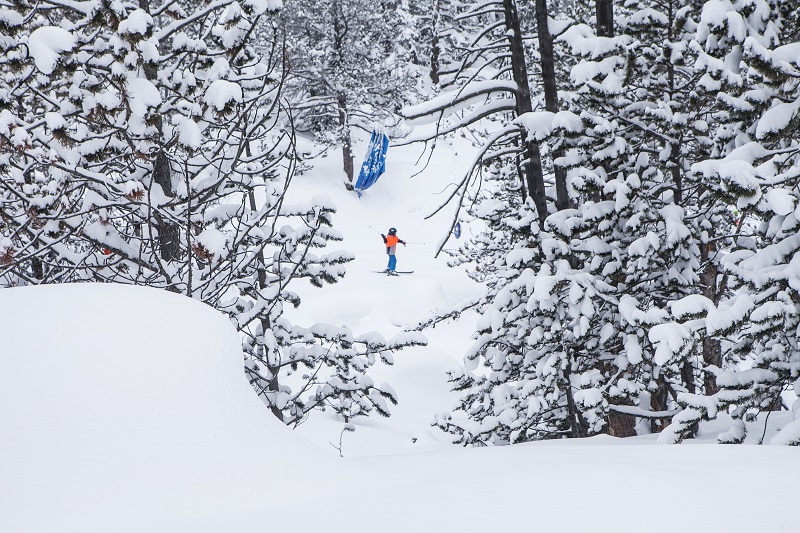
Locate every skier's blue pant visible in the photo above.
<box><xmin>387</xmin><ymin>255</ymin><xmax>397</xmax><ymax>271</ymax></box>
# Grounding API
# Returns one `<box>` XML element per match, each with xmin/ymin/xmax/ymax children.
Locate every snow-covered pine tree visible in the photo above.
<box><xmin>415</xmin><ymin>0</ymin><xmax>630</xmax><ymax>443</ymax></box>
<box><xmin>0</xmin><ymin>0</ymin><xmax>423</xmax><ymax>425</ymax></box>
<box><xmin>665</xmin><ymin>0</ymin><xmax>800</xmax><ymax>444</ymax></box>
<box><xmin>281</xmin><ymin>0</ymin><xmax>420</xmax><ymax>186</ymax></box>
<box><xmin>431</xmin><ymin>0</ymin><xmax>761</xmax><ymax>445</ymax></box>
<box><xmin>393</xmin><ymin>0</ymin><xmax>458</xmax><ymax>86</ymax></box>
<box><xmin>547</xmin><ymin>0</ymin><xmax>759</xmax><ymax>440</ymax></box>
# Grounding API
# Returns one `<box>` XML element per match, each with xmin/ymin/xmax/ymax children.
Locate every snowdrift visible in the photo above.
<box><xmin>2</xmin><ymin>284</ymin><xmax>795</xmax><ymax>533</ymax></box>
<box><xmin>0</xmin><ymin>284</ymin><xmax>334</xmax><ymax>533</ymax></box>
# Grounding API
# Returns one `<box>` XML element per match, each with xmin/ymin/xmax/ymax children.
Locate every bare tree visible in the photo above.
<box><xmin>400</xmin><ymin>0</ymin><xmax>553</xmax><ymax>245</ymax></box>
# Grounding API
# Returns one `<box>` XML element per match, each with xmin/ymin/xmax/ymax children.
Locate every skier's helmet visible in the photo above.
<box><xmin>388</xmin><ymin>227</ymin><xmax>397</xmax><ymax>235</ymax></box>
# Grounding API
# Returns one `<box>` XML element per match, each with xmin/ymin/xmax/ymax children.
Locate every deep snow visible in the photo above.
<box><xmin>0</xmin><ymin>284</ymin><xmax>336</xmax><ymax>533</ymax></box>
<box><xmin>1</xmin><ymin>134</ymin><xmax>797</xmax><ymax>533</ymax></box>
<box><xmin>3</xmin><ymin>283</ymin><xmax>796</xmax><ymax>533</ymax></box>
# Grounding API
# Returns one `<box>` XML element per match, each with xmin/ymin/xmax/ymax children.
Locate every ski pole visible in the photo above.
<box><xmin>368</xmin><ymin>225</ymin><xmax>382</xmax><ymax>235</ymax></box>
<box><xmin>404</xmin><ymin>241</ymin><xmax>427</xmax><ymax>245</ymax></box>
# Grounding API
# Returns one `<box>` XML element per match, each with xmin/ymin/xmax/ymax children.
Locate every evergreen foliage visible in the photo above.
<box><xmin>422</xmin><ymin>0</ymin><xmax>800</xmax><ymax>444</ymax></box>
<box><xmin>672</xmin><ymin>0</ymin><xmax>800</xmax><ymax>445</ymax></box>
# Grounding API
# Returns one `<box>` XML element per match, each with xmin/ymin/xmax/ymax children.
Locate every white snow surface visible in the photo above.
<box><xmin>177</xmin><ymin>117</ymin><xmax>202</xmax><ymax>148</ymax></box>
<box><xmin>126</xmin><ymin>77</ymin><xmax>162</xmax><ymax>118</ymax></box>
<box><xmin>1</xmin><ymin>133</ymin><xmax>796</xmax><ymax>532</ymax></box>
<box><xmin>764</xmin><ymin>187</ymin><xmax>796</xmax><ymax>216</ymax></box>
<box><xmin>195</xmin><ymin>227</ymin><xmax>228</xmax><ymax>259</ymax></box>
<box><xmin>0</xmin><ymin>284</ymin><xmax>333</xmax><ymax>533</ymax></box>
<box><xmin>117</xmin><ymin>9</ymin><xmax>153</xmax><ymax>36</ymax></box>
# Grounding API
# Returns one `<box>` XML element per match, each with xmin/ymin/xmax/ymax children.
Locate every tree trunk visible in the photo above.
<box><xmin>330</xmin><ymin>2</ymin><xmax>354</xmax><ymax>186</ymax></box>
<box><xmin>590</xmin><ymin>0</ymin><xmax>614</xmax><ymax>204</ymax></box>
<box><xmin>140</xmin><ymin>0</ymin><xmax>179</xmax><ymax>263</ymax></box>
<box><xmin>248</xmin><ymin>187</ymin><xmax>285</xmax><ymax>423</ymax></box>
<box><xmin>650</xmin><ymin>375</ymin><xmax>675</xmax><ymax>433</ymax></box>
<box><xmin>153</xmin><ymin>151</ymin><xmax>181</xmax><ymax>262</ymax></box>
<box><xmin>430</xmin><ymin>0</ymin><xmax>441</xmax><ymax>85</ymax></box>
<box><xmin>31</xmin><ymin>256</ymin><xmax>44</xmax><ymax>281</ymax></box>
<box><xmin>681</xmin><ymin>361</ymin><xmax>696</xmax><ymax>394</ymax></box>
<box><xmin>702</xmin><ymin>337</ymin><xmax>721</xmax><ymax>395</ymax></box>
<box><xmin>563</xmin><ymin>353</ymin><xmax>589</xmax><ymax>437</ymax></box>
<box><xmin>535</xmin><ymin>0</ymin><xmax>570</xmax><ymax>212</ymax></box>
<box><xmin>503</xmin><ymin>0</ymin><xmax>548</xmax><ymax>225</ymax></box>
<box><xmin>607</xmin><ymin>407</ymin><xmax>636</xmax><ymax>437</ymax></box>
<box><xmin>700</xmin><ymin>240</ymin><xmax>722</xmax><ymax>395</ymax></box>
<box><xmin>596</xmin><ymin>0</ymin><xmax>614</xmax><ymax>37</ymax></box>
<box><xmin>337</xmin><ymin>95</ymin><xmax>355</xmax><ymax>186</ymax></box>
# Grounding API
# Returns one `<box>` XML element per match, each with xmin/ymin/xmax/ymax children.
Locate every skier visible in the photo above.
<box><xmin>381</xmin><ymin>227</ymin><xmax>406</xmax><ymax>275</ymax></box>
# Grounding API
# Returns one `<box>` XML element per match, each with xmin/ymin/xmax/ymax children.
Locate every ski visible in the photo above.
<box><xmin>373</xmin><ymin>271</ymin><xmax>414</xmax><ymax>275</ymax></box>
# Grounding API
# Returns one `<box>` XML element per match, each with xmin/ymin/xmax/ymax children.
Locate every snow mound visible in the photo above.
<box><xmin>0</xmin><ymin>284</ymin><xmax>333</xmax><ymax>533</ymax></box>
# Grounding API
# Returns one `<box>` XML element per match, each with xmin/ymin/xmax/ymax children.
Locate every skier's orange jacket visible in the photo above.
<box><xmin>383</xmin><ymin>234</ymin><xmax>406</xmax><ymax>255</ymax></box>
<box><xmin>385</xmin><ymin>235</ymin><xmax>401</xmax><ymax>248</ymax></box>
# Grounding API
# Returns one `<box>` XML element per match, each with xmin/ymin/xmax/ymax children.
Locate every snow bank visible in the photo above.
<box><xmin>2</xmin><ymin>288</ymin><xmax>796</xmax><ymax>533</ymax></box>
<box><xmin>0</xmin><ymin>284</ymin><xmax>333</xmax><ymax>533</ymax></box>
<box><xmin>204</xmin><ymin>79</ymin><xmax>243</xmax><ymax>111</ymax></box>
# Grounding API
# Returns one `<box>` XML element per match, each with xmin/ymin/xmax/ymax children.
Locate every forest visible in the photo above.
<box><xmin>2</xmin><ymin>0</ymin><xmax>800</xmax><ymax>449</ymax></box>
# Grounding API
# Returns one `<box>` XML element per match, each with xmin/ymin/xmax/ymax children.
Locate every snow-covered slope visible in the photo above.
<box><xmin>2</xmin><ymin>136</ymin><xmax>797</xmax><ymax>533</ymax></box>
<box><xmin>0</xmin><ymin>284</ymin><xmax>335</xmax><ymax>533</ymax></box>
<box><xmin>284</xmin><ymin>135</ymin><xmax>486</xmax><ymax>454</ymax></box>
<box><xmin>0</xmin><ymin>281</ymin><xmax>795</xmax><ymax>533</ymax></box>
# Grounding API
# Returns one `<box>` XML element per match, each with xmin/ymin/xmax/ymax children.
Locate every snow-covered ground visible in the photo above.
<box><xmin>284</xmin><ymin>133</ymin><xmax>486</xmax><ymax>456</ymax></box>
<box><xmin>0</xmin><ymin>284</ymin><xmax>336</xmax><ymax>533</ymax></box>
<box><xmin>1</xmin><ymin>135</ymin><xmax>796</xmax><ymax>532</ymax></box>
<box><xmin>3</xmin><ymin>283</ymin><xmax>796</xmax><ymax>533</ymax></box>
<box><xmin>286</xmin><ymin>133</ymin><xmax>799</xmax><ymax>452</ymax></box>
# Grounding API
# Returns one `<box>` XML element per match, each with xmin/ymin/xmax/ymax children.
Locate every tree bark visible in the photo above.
<box><xmin>153</xmin><ymin>151</ymin><xmax>181</xmax><ymax>262</ymax></box>
<box><xmin>337</xmin><ymin>94</ymin><xmax>355</xmax><ymax>185</ymax></box>
<box><xmin>596</xmin><ymin>0</ymin><xmax>614</xmax><ymax>37</ymax></box>
<box><xmin>140</xmin><ymin>0</ymin><xmax>179</xmax><ymax>263</ymax></box>
<box><xmin>430</xmin><ymin>0</ymin><xmax>441</xmax><ymax>85</ymax></box>
<box><xmin>31</xmin><ymin>256</ymin><xmax>44</xmax><ymax>281</ymax></box>
<box><xmin>503</xmin><ymin>0</ymin><xmax>548</xmax><ymax>225</ymax></box>
<box><xmin>535</xmin><ymin>0</ymin><xmax>570</xmax><ymax>212</ymax></box>
<box><xmin>563</xmin><ymin>353</ymin><xmax>589</xmax><ymax>437</ymax></box>
<box><xmin>700</xmin><ymin>240</ymin><xmax>722</xmax><ymax>395</ymax></box>
<box><xmin>681</xmin><ymin>360</ymin><xmax>696</xmax><ymax>394</ymax></box>
<box><xmin>607</xmin><ymin>407</ymin><xmax>636</xmax><ymax>437</ymax></box>
<box><xmin>702</xmin><ymin>337</ymin><xmax>721</xmax><ymax>395</ymax></box>
<box><xmin>330</xmin><ymin>1</ymin><xmax>354</xmax><ymax>186</ymax></box>
<box><xmin>650</xmin><ymin>375</ymin><xmax>674</xmax><ymax>433</ymax></box>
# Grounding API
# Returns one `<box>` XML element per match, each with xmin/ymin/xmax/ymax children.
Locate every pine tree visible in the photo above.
<box><xmin>532</xmin><ymin>0</ymin><xmax>758</xmax><ymax>440</ymax></box>
<box><xmin>394</xmin><ymin>0</ymin><xmax>459</xmax><ymax>86</ymax></box>
<box><xmin>425</xmin><ymin>1</ymin><xmax>623</xmax><ymax>443</ymax></box>
<box><xmin>668</xmin><ymin>0</ymin><xmax>800</xmax><ymax>444</ymax></box>
<box><xmin>432</xmin><ymin>0</ymin><xmax>768</xmax><ymax>444</ymax></box>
